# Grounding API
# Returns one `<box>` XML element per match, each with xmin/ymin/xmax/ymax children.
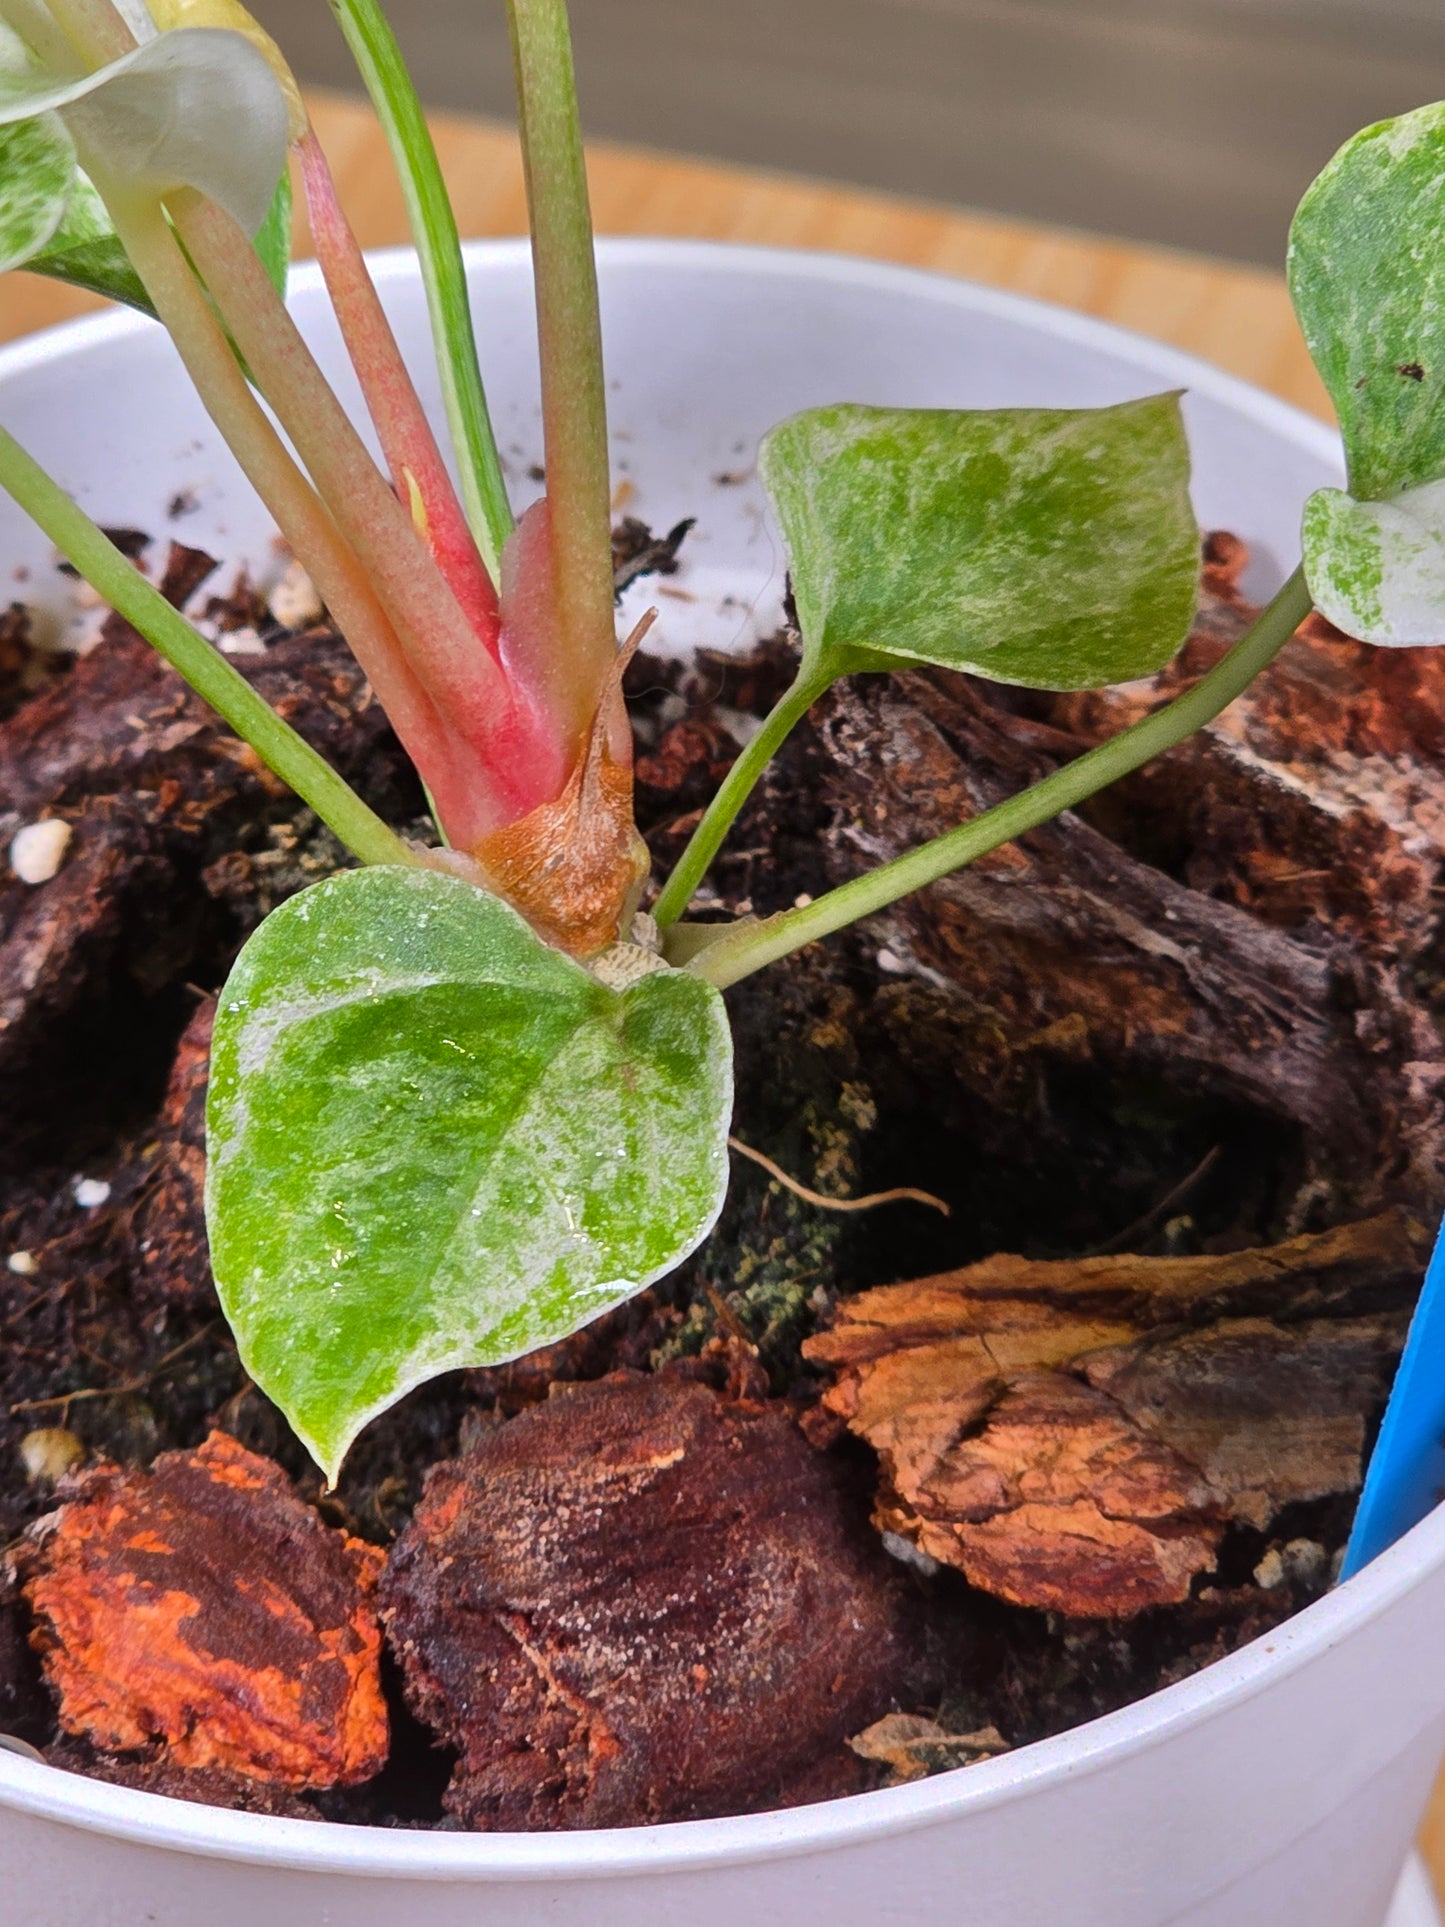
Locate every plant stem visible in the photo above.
<box><xmin>0</xmin><ymin>0</ymin><xmax>84</xmax><ymax>70</ymax></box>
<box><xmin>0</xmin><ymin>423</ymin><xmax>410</xmax><ymax>867</ymax></box>
<box><xmin>45</xmin><ymin>0</ymin><xmax>130</xmax><ymax>62</ymax></box>
<box><xmin>60</xmin><ymin>0</ymin><xmax>505</xmax><ymax>758</ymax></box>
<box><xmin>167</xmin><ymin>191</ymin><xmax>523</xmax><ymax>780</ymax></box>
<box><xmin>297</xmin><ymin>129</ymin><xmax>501</xmax><ymax>640</ymax></box>
<box><xmin>652</xmin><ymin>665</ymin><xmax>834</xmax><ymax>926</ymax></box>
<box><xmin>684</xmin><ymin>567</ymin><xmax>1314</xmax><ymax>990</ymax></box>
<box><xmin>507</xmin><ymin>0</ymin><xmax>618</xmax><ymax>736</ymax></box>
<box><xmin>92</xmin><ymin>181</ymin><xmax>457</xmax><ymax>785</ymax></box>
<box><xmin>328</xmin><ymin>0</ymin><xmax>512</xmax><ymax>579</ymax></box>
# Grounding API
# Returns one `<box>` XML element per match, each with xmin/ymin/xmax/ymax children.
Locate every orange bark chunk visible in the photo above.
<box><xmin>17</xmin><ymin>1432</ymin><xmax>387</xmax><ymax>1787</ymax></box>
<box><xmin>805</xmin><ymin>1212</ymin><xmax>1420</xmax><ymax>1618</ymax></box>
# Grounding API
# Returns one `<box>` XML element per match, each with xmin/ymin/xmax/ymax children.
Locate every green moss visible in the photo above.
<box><xmin>655</xmin><ymin>1089</ymin><xmax>876</xmax><ymax>1389</ymax></box>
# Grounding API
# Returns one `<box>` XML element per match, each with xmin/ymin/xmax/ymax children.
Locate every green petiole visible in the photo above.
<box><xmin>652</xmin><ymin>664</ymin><xmax>836</xmax><ymax>926</ymax></box>
<box><xmin>0</xmin><ymin>420</ymin><xmax>412</xmax><ymax>869</ymax></box>
<box><xmin>678</xmin><ymin>567</ymin><xmax>1314</xmax><ymax>989</ymax></box>
<box><xmin>507</xmin><ymin>0</ymin><xmax>618</xmax><ymax>700</ymax></box>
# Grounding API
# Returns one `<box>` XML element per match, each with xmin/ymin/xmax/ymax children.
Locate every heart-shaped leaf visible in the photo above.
<box><xmin>207</xmin><ymin>866</ymin><xmax>733</xmax><ymax>1480</ymax></box>
<box><xmin>759</xmin><ymin>394</ymin><xmax>1200</xmax><ymax>691</ymax></box>
<box><xmin>1289</xmin><ymin>102</ymin><xmax>1445</xmax><ymax>504</ymax></box>
<box><xmin>0</xmin><ymin>26</ymin><xmax>287</xmax><ymax>238</ymax></box>
<box><xmin>0</xmin><ymin>0</ymin><xmax>289</xmax><ymax>329</ymax></box>
<box><xmin>1290</xmin><ymin>104</ymin><xmax>1445</xmax><ymax>645</ymax></box>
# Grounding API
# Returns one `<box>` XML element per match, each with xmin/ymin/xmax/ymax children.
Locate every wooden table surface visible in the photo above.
<box><xmin>5</xmin><ymin>88</ymin><xmax>1444</xmax><ymax>1910</ymax></box>
<box><xmin>2</xmin><ymin>90</ymin><xmax>1333</xmax><ymax>425</ymax></box>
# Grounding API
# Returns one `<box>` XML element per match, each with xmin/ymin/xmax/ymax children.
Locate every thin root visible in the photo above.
<box><xmin>10</xmin><ymin>1320</ymin><xmax>221</xmax><ymax>1416</ymax></box>
<box><xmin>727</xmin><ymin>1137</ymin><xmax>950</xmax><ymax>1216</ymax></box>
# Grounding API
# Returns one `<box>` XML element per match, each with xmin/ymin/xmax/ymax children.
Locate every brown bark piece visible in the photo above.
<box><xmin>0</xmin><ymin>601</ymin><xmax>53</xmax><ymax>724</ymax></box>
<box><xmin>125</xmin><ymin>999</ymin><xmax>215</xmax><ymax>1310</ymax></box>
<box><xmin>888</xmin><ymin>1372</ymin><xmax>1224</xmax><ymax>1617</ymax></box>
<box><xmin>849</xmin><ymin>1712</ymin><xmax>1008</xmax><ymax>1786</ymax></box>
<box><xmin>634</xmin><ymin>717</ymin><xmax>743</xmax><ymax>821</ymax></box>
<box><xmin>0</xmin><ymin>793</ymin><xmax>174</xmax><ymax>1158</ymax></box>
<box><xmin>0</xmin><ymin>1565</ymin><xmax>45</xmax><ymax>1747</ymax></box>
<box><xmin>0</xmin><ymin>549</ymin><xmax>421</xmax><ymax>1157</ymax></box>
<box><xmin>462</xmin><ymin>1289</ymin><xmax>673</xmax><ymax>1415</ymax></box>
<box><xmin>15</xmin><ymin>1432</ymin><xmax>388</xmax><ymax>1787</ymax></box>
<box><xmin>1078</xmin><ymin>1314</ymin><xmax>1402</xmax><ymax>1530</ymax></box>
<box><xmin>1046</xmin><ymin>537</ymin><xmax>1445</xmax><ymax>958</ymax></box>
<box><xmin>611</xmin><ymin>514</ymin><xmax>693</xmax><ymax>595</ymax></box>
<box><xmin>382</xmin><ymin>1371</ymin><xmax>920</xmax><ymax>1830</ymax></box>
<box><xmin>0</xmin><ymin>624</ymin><xmax>407</xmax><ymax>826</ymax></box>
<box><xmin>806</xmin><ymin>1212</ymin><xmax>1421</xmax><ymax>1617</ymax></box>
<box><xmin>805</xmin><ymin>661</ymin><xmax>1445</xmax><ymax>1218</ymax></box>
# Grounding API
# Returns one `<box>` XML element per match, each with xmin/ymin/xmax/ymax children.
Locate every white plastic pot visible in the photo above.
<box><xmin>1</xmin><ymin>240</ymin><xmax>1442</xmax><ymax>1927</ymax></box>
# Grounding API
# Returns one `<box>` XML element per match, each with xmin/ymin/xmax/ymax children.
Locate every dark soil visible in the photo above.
<box><xmin>0</xmin><ymin>526</ymin><xmax>1442</xmax><ymax>1826</ymax></box>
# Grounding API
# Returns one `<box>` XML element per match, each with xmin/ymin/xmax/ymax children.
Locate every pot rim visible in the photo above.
<box><xmin>0</xmin><ymin>235</ymin><xmax>1344</xmax><ymax>491</ymax></box>
<box><xmin>0</xmin><ymin>236</ymin><xmax>1392</xmax><ymax>1880</ymax></box>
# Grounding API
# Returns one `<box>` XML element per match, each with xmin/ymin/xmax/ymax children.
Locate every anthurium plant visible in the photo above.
<box><xmin>0</xmin><ymin>0</ymin><xmax>1439</xmax><ymax>1479</ymax></box>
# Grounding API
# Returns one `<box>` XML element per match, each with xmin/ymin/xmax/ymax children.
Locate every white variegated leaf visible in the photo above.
<box><xmin>0</xmin><ymin>112</ymin><xmax>75</xmax><ymax>272</ymax></box>
<box><xmin>1289</xmin><ymin>102</ymin><xmax>1445</xmax><ymax>504</ymax></box>
<box><xmin>207</xmin><ymin>867</ymin><xmax>734</xmax><ymax>1479</ymax></box>
<box><xmin>147</xmin><ymin>0</ymin><xmax>305</xmax><ymax>138</ymax></box>
<box><xmin>22</xmin><ymin>166</ymin><xmax>151</xmax><ymax>309</ymax></box>
<box><xmin>1303</xmin><ymin>479</ymin><xmax>1445</xmax><ymax>645</ymax></box>
<box><xmin>0</xmin><ymin>18</ymin><xmax>47</xmax><ymax>79</ymax></box>
<box><xmin>760</xmin><ymin>396</ymin><xmax>1200</xmax><ymax>691</ymax></box>
<box><xmin>1291</xmin><ymin>104</ymin><xmax>1445</xmax><ymax>652</ymax></box>
<box><xmin>0</xmin><ymin>27</ymin><xmax>287</xmax><ymax>236</ymax></box>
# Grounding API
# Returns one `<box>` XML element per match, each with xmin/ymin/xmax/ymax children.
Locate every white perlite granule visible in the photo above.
<box><xmin>19</xmin><ymin>1428</ymin><xmax>84</xmax><ymax>1484</ymax></box>
<box><xmin>268</xmin><ymin>558</ymin><xmax>324</xmax><ymax>631</ymax></box>
<box><xmin>219</xmin><ymin>625</ymin><xmax>267</xmax><ymax>656</ymax></box>
<box><xmin>9</xmin><ymin>818</ymin><xmax>72</xmax><ymax>884</ymax></box>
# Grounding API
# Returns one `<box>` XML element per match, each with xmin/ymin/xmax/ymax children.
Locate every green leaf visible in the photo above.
<box><xmin>252</xmin><ymin>166</ymin><xmax>291</xmax><ymax>301</ymax></box>
<box><xmin>26</xmin><ymin>230</ymin><xmax>149</xmax><ymax>308</ymax></box>
<box><xmin>1289</xmin><ymin>102</ymin><xmax>1445</xmax><ymax>503</ymax></box>
<box><xmin>1289</xmin><ymin>104</ymin><xmax>1445</xmax><ymax>645</ymax></box>
<box><xmin>0</xmin><ymin>27</ymin><xmax>288</xmax><ymax>238</ymax></box>
<box><xmin>21</xmin><ymin>167</ymin><xmax>151</xmax><ymax>312</ymax></box>
<box><xmin>1302</xmin><ymin>480</ymin><xmax>1445</xmax><ymax>644</ymax></box>
<box><xmin>759</xmin><ymin>395</ymin><xmax>1200</xmax><ymax>691</ymax></box>
<box><xmin>0</xmin><ymin>112</ymin><xmax>76</xmax><ymax>274</ymax></box>
<box><xmin>24</xmin><ymin>165</ymin><xmax>290</xmax><ymax>321</ymax></box>
<box><xmin>206</xmin><ymin>866</ymin><xmax>733</xmax><ymax>1479</ymax></box>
